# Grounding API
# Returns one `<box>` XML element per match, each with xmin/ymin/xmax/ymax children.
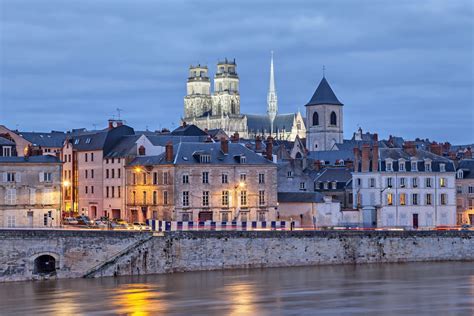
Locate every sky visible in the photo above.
<box><xmin>0</xmin><ymin>0</ymin><xmax>473</xmax><ymax>144</ymax></box>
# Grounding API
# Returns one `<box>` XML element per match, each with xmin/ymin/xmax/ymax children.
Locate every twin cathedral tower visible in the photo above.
<box><xmin>183</xmin><ymin>54</ymin><xmax>343</xmax><ymax>151</ymax></box>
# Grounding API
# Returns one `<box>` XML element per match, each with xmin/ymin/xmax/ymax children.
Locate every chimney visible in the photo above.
<box><xmin>108</xmin><ymin>119</ymin><xmax>114</xmax><ymax>129</ymax></box>
<box><xmin>116</xmin><ymin>120</ymin><xmax>123</xmax><ymax>127</ymax></box>
<box><xmin>353</xmin><ymin>147</ymin><xmax>360</xmax><ymax>173</ymax></box>
<box><xmin>232</xmin><ymin>132</ymin><xmax>239</xmax><ymax>143</ymax></box>
<box><xmin>205</xmin><ymin>135</ymin><xmax>213</xmax><ymax>143</ymax></box>
<box><xmin>182</xmin><ymin>121</ymin><xmax>187</xmax><ymax>127</ymax></box>
<box><xmin>314</xmin><ymin>160</ymin><xmax>322</xmax><ymax>171</ymax></box>
<box><xmin>165</xmin><ymin>142</ymin><xmax>173</xmax><ymax>162</ymax></box>
<box><xmin>265</xmin><ymin>136</ymin><xmax>273</xmax><ymax>161</ymax></box>
<box><xmin>429</xmin><ymin>142</ymin><xmax>442</xmax><ymax>156</ymax></box>
<box><xmin>402</xmin><ymin>141</ymin><xmax>417</xmax><ymax>156</ymax></box>
<box><xmin>372</xmin><ymin>143</ymin><xmax>379</xmax><ymax>172</ymax></box>
<box><xmin>373</xmin><ymin>133</ymin><xmax>378</xmax><ymax>142</ymax></box>
<box><xmin>465</xmin><ymin>147</ymin><xmax>472</xmax><ymax>159</ymax></box>
<box><xmin>220</xmin><ymin>137</ymin><xmax>228</xmax><ymax>154</ymax></box>
<box><xmin>255</xmin><ymin>136</ymin><xmax>262</xmax><ymax>151</ymax></box>
<box><xmin>449</xmin><ymin>151</ymin><xmax>457</xmax><ymax>160</ymax></box>
<box><xmin>361</xmin><ymin>144</ymin><xmax>370</xmax><ymax>172</ymax></box>
<box><xmin>345</xmin><ymin>159</ymin><xmax>354</xmax><ymax>170</ymax></box>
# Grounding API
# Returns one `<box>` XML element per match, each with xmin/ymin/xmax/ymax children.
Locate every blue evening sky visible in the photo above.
<box><xmin>0</xmin><ymin>0</ymin><xmax>473</xmax><ymax>143</ymax></box>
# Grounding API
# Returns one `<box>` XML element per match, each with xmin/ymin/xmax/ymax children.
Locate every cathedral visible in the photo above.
<box><xmin>183</xmin><ymin>55</ymin><xmax>306</xmax><ymax>141</ymax></box>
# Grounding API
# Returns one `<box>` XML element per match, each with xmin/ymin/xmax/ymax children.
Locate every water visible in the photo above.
<box><xmin>0</xmin><ymin>262</ymin><xmax>472</xmax><ymax>315</ymax></box>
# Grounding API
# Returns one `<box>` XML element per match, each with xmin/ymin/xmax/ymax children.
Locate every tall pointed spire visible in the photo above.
<box><xmin>267</xmin><ymin>51</ymin><xmax>278</xmax><ymax>136</ymax></box>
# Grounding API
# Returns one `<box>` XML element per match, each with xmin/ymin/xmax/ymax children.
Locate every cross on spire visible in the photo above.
<box><xmin>116</xmin><ymin>108</ymin><xmax>123</xmax><ymax>120</ymax></box>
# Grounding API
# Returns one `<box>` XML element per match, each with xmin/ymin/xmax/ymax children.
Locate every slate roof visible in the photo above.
<box><xmin>105</xmin><ymin>135</ymin><xmax>142</xmax><ymax>158</ymax></box>
<box><xmin>0</xmin><ymin>155</ymin><xmax>61</xmax><ymax>164</ymax></box>
<box><xmin>456</xmin><ymin>159</ymin><xmax>474</xmax><ymax>179</ymax></box>
<box><xmin>17</xmin><ymin>131</ymin><xmax>66</xmax><ymax>148</ymax></box>
<box><xmin>69</xmin><ymin>125</ymin><xmax>135</xmax><ymax>154</ymax></box>
<box><xmin>0</xmin><ymin>136</ymin><xmax>15</xmax><ymax>146</ymax></box>
<box><xmin>246</xmin><ymin>113</ymin><xmax>296</xmax><ymax>134</ymax></box>
<box><xmin>305</xmin><ymin>77</ymin><xmax>343</xmax><ymax>106</ymax></box>
<box><xmin>278</xmin><ymin>192</ymin><xmax>325</xmax><ymax>203</ymax></box>
<box><xmin>146</xmin><ymin>135</ymin><xmax>208</xmax><ymax>146</ymax></box>
<box><xmin>307</xmin><ymin>149</ymin><xmax>354</xmax><ymax>165</ymax></box>
<box><xmin>129</xmin><ymin>142</ymin><xmax>274</xmax><ymax>166</ymax></box>
<box><xmin>171</xmin><ymin>124</ymin><xmax>208</xmax><ymax>136</ymax></box>
<box><xmin>311</xmin><ymin>167</ymin><xmax>352</xmax><ymax>183</ymax></box>
<box><xmin>373</xmin><ymin>148</ymin><xmax>456</xmax><ymax>172</ymax></box>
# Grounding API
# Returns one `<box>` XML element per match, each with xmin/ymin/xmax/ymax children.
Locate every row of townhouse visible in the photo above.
<box><xmin>353</xmin><ymin>142</ymin><xmax>457</xmax><ymax>228</ymax></box>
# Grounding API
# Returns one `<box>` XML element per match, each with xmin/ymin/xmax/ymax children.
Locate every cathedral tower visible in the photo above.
<box><xmin>184</xmin><ymin>65</ymin><xmax>212</xmax><ymax>119</ymax></box>
<box><xmin>267</xmin><ymin>51</ymin><xmax>278</xmax><ymax>136</ymax></box>
<box><xmin>211</xmin><ymin>58</ymin><xmax>240</xmax><ymax>116</ymax></box>
<box><xmin>305</xmin><ymin>76</ymin><xmax>344</xmax><ymax>151</ymax></box>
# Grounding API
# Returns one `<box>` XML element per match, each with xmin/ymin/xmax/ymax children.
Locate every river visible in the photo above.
<box><xmin>0</xmin><ymin>262</ymin><xmax>472</xmax><ymax>315</ymax></box>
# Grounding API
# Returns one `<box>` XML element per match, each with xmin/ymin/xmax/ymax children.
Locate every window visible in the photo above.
<box><xmin>331</xmin><ymin>181</ymin><xmax>337</xmax><ymax>189</ymax></box>
<box><xmin>412</xmin><ymin>193</ymin><xmax>418</xmax><ymax>205</ymax></box>
<box><xmin>426</xmin><ymin>193</ymin><xmax>432</xmax><ymax>205</ymax></box>
<box><xmin>439</xmin><ymin>178</ymin><xmax>446</xmax><ymax>187</ymax></box>
<box><xmin>425</xmin><ymin>178</ymin><xmax>432</xmax><ymax>188</ymax></box>
<box><xmin>399</xmin><ymin>161</ymin><xmax>405</xmax><ymax>171</ymax></box>
<box><xmin>85</xmin><ymin>153</ymin><xmax>88</xmax><ymax>162</ymax></box>
<box><xmin>457</xmin><ymin>186</ymin><xmax>463</xmax><ymax>194</ymax></box>
<box><xmin>299</xmin><ymin>182</ymin><xmax>306</xmax><ymax>190</ymax></box>
<box><xmin>138</xmin><ymin>146</ymin><xmax>146</xmax><ymax>156</ymax></box>
<box><xmin>163</xmin><ymin>172</ymin><xmax>168</xmax><ymax>185</ymax></box>
<box><xmin>111</xmin><ymin>169</ymin><xmax>115</xmax><ymax>178</ymax></box>
<box><xmin>387</xmin><ymin>177</ymin><xmax>393</xmax><ymax>188</ymax></box>
<box><xmin>91</xmin><ymin>169</ymin><xmax>94</xmax><ymax>179</ymax></box>
<box><xmin>91</xmin><ymin>153</ymin><xmax>94</xmax><ymax>161</ymax></box>
<box><xmin>387</xmin><ymin>193</ymin><xmax>393</xmax><ymax>206</ymax></box>
<box><xmin>6</xmin><ymin>188</ymin><xmax>16</xmax><ymax>204</ymax></box>
<box><xmin>386</xmin><ymin>162</ymin><xmax>393</xmax><ymax>172</ymax></box>
<box><xmin>153</xmin><ymin>172</ymin><xmax>158</xmax><ymax>185</ymax></box>
<box><xmin>106</xmin><ymin>186</ymin><xmax>109</xmax><ymax>198</ymax></box>
<box><xmin>117</xmin><ymin>186</ymin><xmax>121</xmax><ymax>198</ymax></box>
<box><xmin>106</xmin><ymin>169</ymin><xmax>109</xmax><ymax>178</ymax></box>
<box><xmin>400</xmin><ymin>177</ymin><xmax>406</xmax><ymax>188</ymax></box>
<box><xmin>85</xmin><ymin>186</ymin><xmax>88</xmax><ymax>194</ymax></box>
<box><xmin>143</xmin><ymin>191</ymin><xmax>147</xmax><ymax>204</ymax></box>
<box><xmin>74</xmin><ymin>139</ymin><xmax>79</xmax><ymax>145</ymax></box>
<box><xmin>7</xmin><ymin>172</ymin><xmax>15</xmax><ymax>182</ymax></box>
<box><xmin>221</xmin><ymin>174</ymin><xmax>228</xmax><ymax>184</ymax></box>
<box><xmin>258</xmin><ymin>212</ymin><xmax>266</xmax><ymax>221</ymax></box>
<box><xmin>370</xmin><ymin>178</ymin><xmax>375</xmax><ymax>188</ymax></box>
<box><xmin>221</xmin><ymin>212</ymin><xmax>229</xmax><ymax>222</ymax></box>
<box><xmin>143</xmin><ymin>173</ymin><xmax>147</xmax><ymax>185</ymax></box>
<box><xmin>111</xmin><ymin>158</ymin><xmax>114</xmax><ymax>164</ymax></box>
<box><xmin>440</xmin><ymin>193</ymin><xmax>447</xmax><ymax>205</ymax></box>
<box><xmin>132</xmin><ymin>173</ymin><xmax>136</xmax><ymax>185</ymax></box>
<box><xmin>183</xmin><ymin>174</ymin><xmax>189</xmax><ymax>184</ymax></box>
<box><xmin>240</xmin><ymin>173</ymin><xmax>247</xmax><ymax>182</ymax></box>
<box><xmin>330</xmin><ymin>111</ymin><xmax>337</xmax><ymax>126</ymax></box>
<box><xmin>3</xmin><ymin>146</ymin><xmax>12</xmax><ymax>156</ymax></box>
<box><xmin>117</xmin><ymin>169</ymin><xmax>121</xmax><ymax>178</ymax></box>
<box><xmin>356</xmin><ymin>178</ymin><xmax>361</xmax><ymax>188</ymax></box>
<box><xmin>469</xmin><ymin>186</ymin><xmax>474</xmax><ymax>194</ymax></box>
<box><xmin>240</xmin><ymin>191</ymin><xmax>247</xmax><ymax>206</ymax></box>
<box><xmin>400</xmin><ymin>193</ymin><xmax>406</xmax><ymax>205</ymax></box>
<box><xmin>222</xmin><ymin>191</ymin><xmax>229</xmax><ymax>206</ymax></box>
<box><xmin>259</xmin><ymin>173</ymin><xmax>265</xmax><ymax>184</ymax></box>
<box><xmin>163</xmin><ymin>191</ymin><xmax>168</xmax><ymax>205</ymax></box>
<box><xmin>202</xmin><ymin>191</ymin><xmax>209</xmax><ymax>206</ymax></box>
<box><xmin>182</xmin><ymin>191</ymin><xmax>189</xmax><ymax>206</ymax></box>
<box><xmin>111</xmin><ymin>186</ymin><xmax>115</xmax><ymax>198</ymax></box>
<box><xmin>132</xmin><ymin>191</ymin><xmax>136</xmax><ymax>204</ymax></box>
<box><xmin>240</xmin><ymin>156</ymin><xmax>246</xmax><ymax>163</ymax></box>
<box><xmin>153</xmin><ymin>191</ymin><xmax>157</xmax><ymax>205</ymax></box>
<box><xmin>440</xmin><ymin>163</ymin><xmax>446</xmax><ymax>172</ymax></box>
<box><xmin>85</xmin><ymin>170</ymin><xmax>88</xmax><ymax>179</ymax></box>
<box><xmin>411</xmin><ymin>161</ymin><xmax>418</xmax><ymax>171</ymax></box>
<box><xmin>425</xmin><ymin>162</ymin><xmax>431</xmax><ymax>172</ymax></box>
<box><xmin>412</xmin><ymin>177</ymin><xmax>418</xmax><ymax>188</ymax></box>
<box><xmin>7</xmin><ymin>215</ymin><xmax>16</xmax><ymax>228</ymax></box>
<box><xmin>287</xmin><ymin>171</ymin><xmax>293</xmax><ymax>178</ymax></box>
<box><xmin>323</xmin><ymin>182</ymin><xmax>329</xmax><ymax>190</ymax></box>
<box><xmin>106</xmin><ymin>159</ymin><xmax>109</xmax><ymax>164</ymax></box>
<box><xmin>91</xmin><ymin>186</ymin><xmax>94</xmax><ymax>194</ymax></box>
<box><xmin>202</xmin><ymin>172</ymin><xmax>209</xmax><ymax>184</ymax></box>
<box><xmin>312</xmin><ymin>112</ymin><xmax>319</xmax><ymax>126</ymax></box>
<box><xmin>259</xmin><ymin>190</ymin><xmax>265</xmax><ymax>205</ymax></box>
<box><xmin>200</xmin><ymin>155</ymin><xmax>210</xmax><ymax>163</ymax></box>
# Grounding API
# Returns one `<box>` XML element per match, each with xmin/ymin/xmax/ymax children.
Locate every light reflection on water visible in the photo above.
<box><xmin>0</xmin><ymin>262</ymin><xmax>472</xmax><ymax>315</ymax></box>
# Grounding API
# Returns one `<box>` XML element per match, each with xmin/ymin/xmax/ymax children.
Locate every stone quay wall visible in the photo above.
<box><xmin>0</xmin><ymin>229</ymin><xmax>472</xmax><ymax>282</ymax></box>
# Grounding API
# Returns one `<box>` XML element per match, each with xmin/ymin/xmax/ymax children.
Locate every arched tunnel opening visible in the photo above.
<box><xmin>33</xmin><ymin>255</ymin><xmax>57</xmax><ymax>275</ymax></box>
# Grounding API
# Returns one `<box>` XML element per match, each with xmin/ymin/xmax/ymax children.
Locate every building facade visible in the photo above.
<box><xmin>126</xmin><ymin>140</ymin><xmax>278</xmax><ymax>222</ymax></box>
<box><xmin>353</xmin><ymin>142</ymin><xmax>457</xmax><ymax>228</ymax></box>
<box><xmin>456</xmin><ymin>159</ymin><xmax>474</xmax><ymax>225</ymax></box>
<box><xmin>0</xmin><ymin>156</ymin><xmax>62</xmax><ymax>228</ymax></box>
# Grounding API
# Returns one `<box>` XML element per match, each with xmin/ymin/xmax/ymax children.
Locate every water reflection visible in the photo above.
<box><xmin>0</xmin><ymin>262</ymin><xmax>472</xmax><ymax>315</ymax></box>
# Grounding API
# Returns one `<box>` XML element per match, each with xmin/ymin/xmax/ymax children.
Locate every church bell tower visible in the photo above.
<box><xmin>184</xmin><ymin>64</ymin><xmax>212</xmax><ymax>119</ymax></box>
<box><xmin>267</xmin><ymin>51</ymin><xmax>278</xmax><ymax>136</ymax></box>
<box><xmin>211</xmin><ymin>58</ymin><xmax>240</xmax><ymax>116</ymax></box>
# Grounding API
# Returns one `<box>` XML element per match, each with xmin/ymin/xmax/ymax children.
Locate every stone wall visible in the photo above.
<box><xmin>0</xmin><ymin>229</ymin><xmax>472</xmax><ymax>282</ymax></box>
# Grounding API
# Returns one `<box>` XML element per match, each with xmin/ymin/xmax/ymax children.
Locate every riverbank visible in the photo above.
<box><xmin>0</xmin><ymin>230</ymin><xmax>472</xmax><ymax>282</ymax></box>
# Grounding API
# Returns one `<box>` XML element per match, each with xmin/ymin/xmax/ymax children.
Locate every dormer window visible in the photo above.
<box><xmin>85</xmin><ymin>138</ymin><xmax>91</xmax><ymax>144</ymax></box>
<box><xmin>386</xmin><ymin>161</ymin><xmax>393</xmax><ymax>172</ymax></box>
<box><xmin>399</xmin><ymin>160</ymin><xmax>405</xmax><ymax>171</ymax></box>
<box><xmin>457</xmin><ymin>170</ymin><xmax>464</xmax><ymax>179</ymax></box>
<box><xmin>411</xmin><ymin>161</ymin><xmax>417</xmax><ymax>171</ymax></box>
<box><xmin>440</xmin><ymin>163</ymin><xmax>446</xmax><ymax>172</ymax></box>
<box><xmin>74</xmin><ymin>139</ymin><xmax>79</xmax><ymax>145</ymax></box>
<box><xmin>200</xmin><ymin>155</ymin><xmax>211</xmax><ymax>163</ymax></box>
<box><xmin>138</xmin><ymin>146</ymin><xmax>146</xmax><ymax>156</ymax></box>
<box><xmin>425</xmin><ymin>161</ymin><xmax>432</xmax><ymax>172</ymax></box>
<box><xmin>240</xmin><ymin>156</ymin><xmax>246</xmax><ymax>163</ymax></box>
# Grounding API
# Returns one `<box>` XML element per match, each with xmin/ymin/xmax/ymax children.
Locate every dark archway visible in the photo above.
<box><xmin>295</xmin><ymin>152</ymin><xmax>302</xmax><ymax>159</ymax></box>
<box><xmin>330</xmin><ymin>111</ymin><xmax>337</xmax><ymax>126</ymax></box>
<box><xmin>34</xmin><ymin>255</ymin><xmax>56</xmax><ymax>275</ymax></box>
<box><xmin>138</xmin><ymin>145</ymin><xmax>146</xmax><ymax>156</ymax></box>
<box><xmin>312</xmin><ymin>112</ymin><xmax>319</xmax><ymax>126</ymax></box>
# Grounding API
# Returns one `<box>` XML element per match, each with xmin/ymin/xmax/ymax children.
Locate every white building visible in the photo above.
<box><xmin>352</xmin><ymin>142</ymin><xmax>457</xmax><ymax>228</ymax></box>
<box><xmin>0</xmin><ymin>156</ymin><xmax>62</xmax><ymax>228</ymax></box>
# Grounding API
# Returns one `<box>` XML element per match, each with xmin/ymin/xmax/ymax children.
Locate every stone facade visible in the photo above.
<box><xmin>456</xmin><ymin>159</ymin><xmax>474</xmax><ymax>224</ymax></box>
<box><xmin>0</xmin><ymin>156</ymin><xmax>61</xmax><ymax>228</ymax></box>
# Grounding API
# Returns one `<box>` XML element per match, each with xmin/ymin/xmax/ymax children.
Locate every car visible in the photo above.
<box><xmin>133</xmin><ymin>222</ymin><xmax>151</xmax><ymax>231</ymax></box>
<box><xmin>112</xmin><ymin>219</ymin><xmax>133</xmax><ymax>230</ymax></box>
<box><xmin>63</xmin><ymin>217</ymin><xmax>78</xmax><ymax>225</ymax></box>
<box><xmin>76</xmin><ymin>215</ymin><xmax>94</xmax><ymax>226</ymax></box>
<box><xmin>94</xmin><ymin>219</ymin><xmax>109</xmax><ymax>229</ymax></box>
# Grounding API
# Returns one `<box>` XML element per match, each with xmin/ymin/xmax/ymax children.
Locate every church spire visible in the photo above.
<box><xmin>267</xmin><ymin>51</ymin><xmax>278</xmax><ymax>136</ymax></box>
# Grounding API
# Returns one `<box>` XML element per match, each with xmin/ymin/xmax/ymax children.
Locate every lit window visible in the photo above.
<box><xmin>259</xmin><ymin>190</ymin><xmax>265</xmax><ymax>205</ymax></box>
<box><xmin>222</xmin><ymin>191</ymin><xmax>229</xmax><ymax>206</ymax></box>
<box><xmin>240</xmin><ymin>191</ymin><xmax>247</xmax><ymax>206</ymax></box>
<box><xmin>202</xmin><ymin>191</ymin><xmax>209</xmax><ymax>206</ymax></box>
<box><xmin>387</xmin><ymin>193</ymin><xmax>393</xmax><ymax>205</ymax></box>
<box><xmin>202</xmin><ymin>172</ymin><xmax>209</xmax><ymax>184</ymax></box>
<box><xmin>439</xmin><ymin>178</ymin><xmax>446</xmax><ymax>187</ymax></box>
<box><xmin>400</xmin><ymin>193</ymin><xmax>406</xmax><ymax>205</ymax></box>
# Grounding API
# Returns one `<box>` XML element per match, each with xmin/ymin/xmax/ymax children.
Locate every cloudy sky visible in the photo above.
<box><xmin>1</xmin><ymin>0</ymin><xmax>473</xmax><ymax>143</ymax></box>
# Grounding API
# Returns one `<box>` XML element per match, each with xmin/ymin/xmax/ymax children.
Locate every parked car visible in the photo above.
<box><xmin>133</xmin><ymin>222</ymin><xmax>151</xmax><ymax>231</ymax></box>
<box><xmin>112</xmin><ymin>219</ymin><xmax>133</xmax><ymax>230</ymax></box>
<box><xmin>63</xmin><ymin>217</ymin><xmax>78</xmax><ymax>225</ymax></box>
<box><xmin>94</xmin><ymin>219</ymin><xmax>109</xmax><ymax>229</ymax></box>
<box><xmin>76</xmin><ymin>215</ymin><xmax>94</xmax><ymax>226</ymax></box>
